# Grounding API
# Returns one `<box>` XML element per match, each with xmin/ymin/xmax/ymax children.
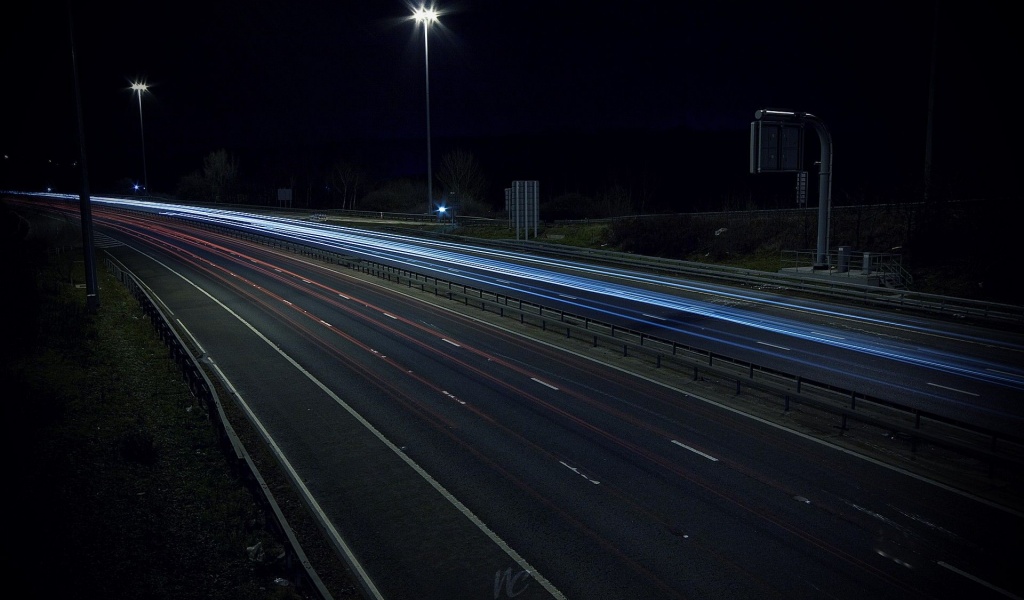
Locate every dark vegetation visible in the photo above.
<box><xmin>437</xmin><ymin>199</ymin><xmax>1015</xmax><ymax>306</ymax></box>
<box><xmin>4</xmin><ymin>205</ymin><xmax>360</xmax><ymax>599</ymax></box>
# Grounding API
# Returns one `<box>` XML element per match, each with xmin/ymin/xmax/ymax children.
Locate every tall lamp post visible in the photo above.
<box><xmin>412</xmin><ymin>5</ymin><xmax>439</xmax><ymax>213</ymax></box>
<box><xmin>130</xmin><ymin>81</ymin><xmax>149</xmax><ymax>193</ymax></box>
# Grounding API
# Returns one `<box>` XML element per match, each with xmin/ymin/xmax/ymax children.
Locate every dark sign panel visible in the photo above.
<box><xmin>749</xmin><ymin>120</ymin><xmax>804</xmax><ymax>173</ymax></box>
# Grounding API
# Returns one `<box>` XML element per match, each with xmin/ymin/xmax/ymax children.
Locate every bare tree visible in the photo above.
<box><xmin>329</xmin><ymin>159</ymin><xmax>365</xmax><ymax>210</ymax></box>
<box><xmin>436</xmin><ymin>148</ymin><xmax>487</xmax><ymax>213</ymax></box>
<box><xmin>598</xmin><ymin>184</ymin><xmax>633</xmax><ymax>218</ymax></box>
<box><xmin>203</xmin><ymin>149</ymin><xmax>238</xmax><ymax>203</ymax></box>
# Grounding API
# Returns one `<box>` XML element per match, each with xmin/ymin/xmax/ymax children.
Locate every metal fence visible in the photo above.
<box><xmin>105</xmin><ymin>256</ymin><xmax>341</xmax><ymax>600</ymax></box>
<box><xmin>203</xmin><ymin>220</ymin><xmax>1024</xmax><ymax>477</ymax></box>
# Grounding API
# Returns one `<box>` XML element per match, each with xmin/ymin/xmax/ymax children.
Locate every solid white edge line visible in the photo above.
<box><xmin>122</xmin><ymin>248</ymin><xmax>565</xmax><ymax>599</ymax></box>
<box><xmin>175</xmin><ymin>318</ymin><xmax>206</xmax><ymax>355</ymax></box>
<box><xmin>209</xmin><ymin>361</ymin><xmax>385</xmax><ymax>599</ymax></box>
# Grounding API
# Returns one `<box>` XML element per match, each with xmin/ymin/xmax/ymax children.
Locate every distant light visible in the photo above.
<box><xmin>438</xmin><ymin>206</ymin><xmax>446</xmax><ymax>213</ymax></box>
<box><xmin>130</xmin><ymin>81</ymin><xmax>149</xmax><ymax>93</ymax></box>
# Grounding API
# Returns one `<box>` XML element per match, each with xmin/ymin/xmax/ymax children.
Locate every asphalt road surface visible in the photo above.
<box><xmin>67</xmin><ymin>204</ymin><xmax>1024</xmax><ymax>599</ymax></box>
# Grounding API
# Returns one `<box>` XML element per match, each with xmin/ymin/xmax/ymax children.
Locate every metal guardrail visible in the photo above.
<box><xmin>104</xmin><ymin>256</ymin><xmax>341</xmax><ymax>600</ymax></box>
<box><xmin>193</xmin><ymin>220</ymin><xmax>1024</xmax><ymax>476</ymax></box>
<box><xmin>353</xmin><ymin>259</ymin><xmax>1024</xmax><ymax>474</ymax></box>
<box><xmin>391</xmin><ymin>229</ymin><xmax>1024</xmax><ymax>327</ymax></box>
<box><xmin>118</xmin><ymin>209</ymin><xmax>1024</xmax><ymax>483</ymax></box>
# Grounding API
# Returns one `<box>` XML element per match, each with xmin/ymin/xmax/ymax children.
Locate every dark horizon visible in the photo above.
<box><xmin>2</xmin><ymin>1</ymin><xmax>1017</xmax><ymax>208</ymax></box>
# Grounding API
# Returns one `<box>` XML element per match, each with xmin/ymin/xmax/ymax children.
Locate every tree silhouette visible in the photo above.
<box><xmin>436</xmin><ymin>149</ymin><xmax>487</xmax><ymax>214</ymax></box>
<box><xmin>329</xmin><ymin>158</ymin><xmax>365</xmax><ymax>210</ymax></box>
<box><xmin>203</xmin><ymin>149</ymin><xmax>238</xmax><ymax>203</ymax></box>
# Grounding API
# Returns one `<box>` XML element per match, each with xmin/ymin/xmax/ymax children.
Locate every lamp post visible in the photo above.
<box><xmin>412</xmin><ymin>5</ymin><xmax>439</xmax><ymax>213</ymax></box>
<box><xmin>130</xmin><ymin>81</ymin><xmax>149</xmax><ymax>193</ymax></box>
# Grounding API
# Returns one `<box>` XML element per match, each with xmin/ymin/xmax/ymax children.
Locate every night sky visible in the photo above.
<box><xmin>2</xmin><ymin>1</ymin><xmax>1017</xmax><ymax>208</ymax></box>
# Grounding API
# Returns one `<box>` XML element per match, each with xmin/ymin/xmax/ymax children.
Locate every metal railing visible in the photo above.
<box><xmin>394</xmin><ymin>229</ymin><xmax>1022</xmax><ymax>326</ymax></box>
<box><xmin>338</xmin><ymin>256</ymin><xmax>1024</xmax><ymax>477</ymax></box>
<box><xmin>119</xmin><ymin>209</ymin><xmax>1024</xmax><ymax>488</ymax></box>
<box><xmin>105</xmin><ymin>256</ymin><xmax>342</xmax><ymax>600</ymax></box>
<box><xmin>195</xmin><ymin>220</ymin><xmax>1024</xmax><ymax>478</ymax></box>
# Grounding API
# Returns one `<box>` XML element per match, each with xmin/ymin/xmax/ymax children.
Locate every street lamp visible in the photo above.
<box><xmin>130</xmin><ymin>81</ymin><xmax>149</xmax><ymax>193</ymax></box>
<box><xmin>412</xmin><ymin>5</ymin><xmax>439</xmax><ymax>213</ymax></box>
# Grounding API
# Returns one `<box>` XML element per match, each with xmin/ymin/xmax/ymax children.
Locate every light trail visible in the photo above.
<box><xmin>24</xmin><ymin>193</ymin><xmax>1024</xmax><ymax>400</ymax></box>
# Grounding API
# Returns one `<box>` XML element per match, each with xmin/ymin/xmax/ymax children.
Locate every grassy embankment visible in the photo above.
<box><xmin>378</xmin><ymin>202</ymin><xmax>1013</xmax><ymax>303</ymax></box>
<box><xmin>4</xmin><ymin>206</ymin><xmax>359</xmax><ymax>600</ymax></box>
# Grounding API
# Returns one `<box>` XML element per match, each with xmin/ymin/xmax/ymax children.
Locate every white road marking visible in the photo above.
<box><xmin>147</xmin><ymin>261</ymin><xmax>567</xmax><ymax>599</ymax></box>
<box><xmin>756</xmin><ymin>341</ymin><xmax>790</xmax><ymax>351</ymax></box>
<box><xmin>175</xmin><ymin>319</ymin><xmax>206</xmax><ymax>355</ymax></box>
<box><xmin>442</xmin><ymin>338</ymin><xmax>461</xmax><ymax>347</ymax></box>
<box><xmin>442</xmin><ymin>391</ymin><xmax>466</xmax><ymax>405</ymax></box>
<box><xmin>559</xmin><ymin>461</ymin><xmax>600</xmax><ymax>485</ymax></box>
<box><xmin>671</xmin><ymin>440</ymin><xmax>719</xmax><ymax>461</ymax></box>
<box><xmin>927</xmin><ymin>382</ymin><xmax>979</xmax><ymax>396</ymax></box>
<box><xmin>986</xmin><ymin>368</ymin><xmax>1019</xmax><ymax>378</ymax></box>
<box><xmin>532</xmin><ymin>377</ymin><xmax>559</xmax><ymax>390</ymax></box>
<box><xmin>642</xmin><ymin>313</ymin><xmax>666</xmax><ymax>321</ymax></box>
<box><xmin>937</xmin><ymin>561</ymin><xmax>1021</xmax><ymax>599</ymax></box>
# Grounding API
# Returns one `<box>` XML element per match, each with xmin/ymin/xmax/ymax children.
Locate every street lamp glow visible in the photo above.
<box><xmin>412</xmin><ymin>6</ymin><xmax>438</xmax><ymax>24</ymax></box>
<box><xmin>130</xmin><ymin>80</ymin><xmax>149</xmax><ymax>193</ymax></box>
<box><xmin>411</xmin><ymin>5</ymin><xmax>440</xmax><ymax>213</ymax></box>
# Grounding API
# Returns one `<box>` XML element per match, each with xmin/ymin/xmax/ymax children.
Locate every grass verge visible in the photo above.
<box><xmin>4</xmin><ymin>208</ymin><xmax>360</xmax><ymax>599</ymax></box>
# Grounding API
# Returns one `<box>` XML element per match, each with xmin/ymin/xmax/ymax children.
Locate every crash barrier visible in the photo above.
<box><xmin>176</xmin><ymin>215</ymin><xmax>1024</xmax><ymax>481</ymax></box>
<box><xmin>105</xmin><ymin>257</ymin><xmax>339</xmax><ymax>600</ymax></box>
<box><xmin>354</xmin><ymin>260</ymin><xmax>1024</xmax><ymax>477</ymax></box>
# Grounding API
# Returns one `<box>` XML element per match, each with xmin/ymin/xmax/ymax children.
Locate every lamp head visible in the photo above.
<box><xmin>412</xmin><ymin>5</ymin><xmax>439</xmax><ymax>25</ymax></box>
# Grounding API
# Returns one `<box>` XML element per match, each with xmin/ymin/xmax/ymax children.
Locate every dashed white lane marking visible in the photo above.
<box><xmin>532</xmin><ymin>377</ymin><xmax>559</xmax><ymax>390</ymax></box>
<box><xmin>671</xmin><ymin>440</ymin><xmax>719</xmax><ymax>461</ymax></box>
<box><xmin>442</xmin><ymin>391</ymin><xmax>465</xmax><ymax>405</ymax></box>
<box><xmin>559</xmin><ymin>461</ymin><xmax>600</xmax><ymax>485</ymax></box>
<box><xmin>756</xmin><ymin>341</ymin><xmax>790</xmax><ymax>351</ymax></box>
<box><xmin>442</xmin><ymin>338</ymin><xmax>461</xmax><ymax>347</ymax></box>
<box><xmin>937</xmin><ymin>561</ymin><xmax>1022</xmax><ymax>599</ymax></box>
<box><xmin>926</xmin><ymin>382</ymin><xmax>979</xmax><ymax>396</ymax></box>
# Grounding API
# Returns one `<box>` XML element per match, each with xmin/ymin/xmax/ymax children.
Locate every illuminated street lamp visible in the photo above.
<box><xmin>130</xmin><ymin>81</ymin><xmax>149</xmax><ymax>193</ymax></box>
<box><xmin>411</xmin><ymin>5</ymin><xmax>439</xmax><ymax>213</ymax></box>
